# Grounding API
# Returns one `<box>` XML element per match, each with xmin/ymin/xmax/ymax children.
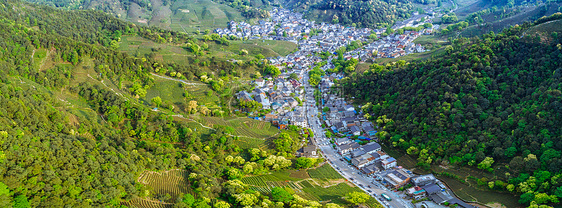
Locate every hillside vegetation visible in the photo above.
<box><xmin>0</xmin><ymin>0</ymin><xmax>381</xmax><ymax>207</ymax></box>
<box><xmin>341</xmin><ymin>15</ymin><xmax>562</xmax><ymax>207</ymax></box>
<box><xmin>285</xmin><ymin>0</ymin><xmax>416</xmax><ymax>28</ymax></box>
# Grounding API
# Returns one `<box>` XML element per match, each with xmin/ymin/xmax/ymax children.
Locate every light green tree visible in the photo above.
<box><xmin>478</xmin><ymin>157</ymin><xmax>495</xmax><ymax>171</ymax></box>
<box><xmin>345</xmin><ymin>192</ymin><xmax>370</xmax><ymax>205</ymax></box>
<box><xmin>151</xmin><ymin>96</ymin><xmax>162</xmax><ymax>107</ymax></box>
<box><xmin>214</xmin><ymin>201</ymin><xmax>230</xmax><ymax>208</ymax></box>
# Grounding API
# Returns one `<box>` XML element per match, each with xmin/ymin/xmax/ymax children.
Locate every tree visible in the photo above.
<box><xmin>289</xmin><ymin>73</ymin><xmax>298</xmax><ymax>80</ymax></box>
<box><xmin>345</xmin><ymin>192</ymin><xmax>369</xmax><ymax>205</ymax></box>
<box><xmin>274</xmin><ymin>133</ymin><xmax>294</xmax><ymax>153</ymax></box>
<box><xmin>234</xmin><ymin>193</ymin><xmax>258</xmax><ymax>206</ymax></box>
<box><xmin>519</xmin><ymin>192</ymin><xmax>535</xmax><ymax>204</ymax></box>
<box><xmin>271</xmin><ymin>187</ymin><xmax>293</xmax><ymax>203</ymax></box>
<box><xmin>534</xmin><ymin>193</ymin><xmax>552</xmax><ymax>204</ymax></box>
<box><xmin>505</xmin><ymin>147</ymin><xmax>517</xmax><ymax>158</ymax></box>
<box><xmin>295</xmin><ymin>157</ymin><xmax>315</xmax><ymax>169</ymax></box>
<box><xmin>265</xmin><ymin>65</ymin><xmax>281</xmax><ymax>77</ymax></box>
<box><xmin>152</xmin><ymin>96</ymin><xmax>162</xmax><ymax>107</ymax></box>
<box><xmin>507</xmin><ymin>184</ymin><xmax>515</xmax><ymax>192</ymax></box>
<box><xmin>325</xmin><ymin>203</ymin><xmax>343</xmax><ymax>208</ymax></box>
<box><xmin>325</xmin><ymin>131</ymin><xmax>332</xmax><ymax>138</ymax></box>
<box><xmin>239</xmin><ymin>49</ymin><xmax>248</xmax><ymax>56</ymax></box>
<box><xmin>478</xmin><ymin>157</ymin><xmax>494</xmax><ymax>171</ymax></box>
<box><xmin>214</xmin><ymin>201</ymin><xmax>230</xmax><ymax>208</ymax></box>
<box><xmin>187</xmin><ymin>100</ymin><xmax>198</xmax><ymax>114</ymax></box>
<box><xmin>0</xmin><ymin>182</ymin><xmax>11</xmax><ymax>207</ymax></box>
<box><xmin>13</xmin><ymin>195</ymin><xmax>30</xmax><ymax>208</ymax></box>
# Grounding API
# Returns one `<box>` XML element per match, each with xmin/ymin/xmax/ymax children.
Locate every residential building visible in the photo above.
<box><xmin>382</xmin><ymin>157</ymin><xmax>397</xmax><ymax>169</ymax></box>
<box><xmin>412</xmin><ymin>174</ymin><xmax>438</xmax><ymax>187</ymax></box>
<box><xmin>362</xmin><ymin>142</ymin><xmax>381</xmax><ymax>154</ymax></box>
<box><xmin>298</xmin><ymin>145</ymin><xmax>318</xmax><ymax>158</ymax></box>
<box><xmin>406</xmin><ymin>186</ymin><xmax>427</xmax><ymax>200</ymax></box>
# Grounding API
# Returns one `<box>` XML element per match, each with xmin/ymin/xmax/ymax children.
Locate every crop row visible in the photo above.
<box><xmin>122</xmin><ymin>197</ymin><xmax>172</xmax><ymax>208</ymax></box>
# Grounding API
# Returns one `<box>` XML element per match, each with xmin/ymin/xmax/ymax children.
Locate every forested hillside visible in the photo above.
<box><xmin>341</xmin><ymin>16</ymin><xmax>562</xmax><ymax>206</ymax></box>
<box><xmin>285</xmin><ymin>0</ymin><xmax>416</xmax><ymax>28</ymax></box>
<box><xmin>0</xmin><ymin>0</ymin><xmax>372</xmax><ymax>207</ymax></box>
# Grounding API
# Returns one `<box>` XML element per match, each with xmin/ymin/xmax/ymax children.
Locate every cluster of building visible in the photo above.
<box><xmin>216</xmin><ymin>7</ymin><xmax>435</xmax><ymax>61</ymax></box>
<box><xmin>236</xmin><ymin>71</ymin><xmax>309</xmax><ymax>129</ymax></box>
<box><xmin>333</xmin><ymin>137</ymin><xmax>474</xmax><ymax>207</ymax></box>
<box><xmin>343</xmin><ymin>31</ymin><xmax>428</xmax><ymax>61</ymax></box>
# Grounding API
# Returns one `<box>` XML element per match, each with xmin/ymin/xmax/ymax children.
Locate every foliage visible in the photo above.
<box><xmin>271</xmin><ymin>187</ymin><xmax>293</xmax><ymax>203</ymax></box>
<box><xmin>345</xmin><ymin>191</ymin><xmax>370</xmax><ymax>205</ymax></box>
<box><xmin>341</xmin><ymin>19</ymin><xmax>562</xmax><ymax>206</ymax></box>
<box><xmin>293</xmin><ymin>0</ymin><xmax>415</xmax><ymax>28</ymax></box>
<box><xmin>295</xmin><ymin>157</ymin><xmax>316</xmax><ymax>169</ymax></box>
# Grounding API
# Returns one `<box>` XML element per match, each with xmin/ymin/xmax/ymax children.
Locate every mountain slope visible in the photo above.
<box><xmin>284</xmin><ymin>0</ymin><xmax>416</xmax><ymax>28</ymax></box>
<box><xmin>0</xmin><ymin>0</ymin><xmax>381</xmax><ymax>207</ymax></box>
<box><xmin>341</xmin><ymin>16</ymin><xmax>562</xmax><ymax>206</ymax></box>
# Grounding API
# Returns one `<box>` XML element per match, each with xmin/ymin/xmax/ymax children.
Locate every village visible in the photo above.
<box><xmin>232</xmin><ymin>7</ymin><xmax>437</xmax><ymax>130</ymax></box>
<box><xmin>231</xmin><ymin>6</ymin><xmax>474</xmax><ymax>208</ymax></box>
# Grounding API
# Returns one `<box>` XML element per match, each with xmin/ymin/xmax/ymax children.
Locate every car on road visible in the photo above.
<box><xmin>367</xmin><ymin>185</ymin><xmax>371</xmax><ymax>188</ymax></box>
<box><xmin>358</xmin><ymin>184</ymin><xmax>364</xmax><ymax>187</ymax></box>
<box><xmin>367</xmin><ymin>190</ymin><xmax>372</xmax><ymax>193</ymax></box>
<box><xmin>350</xmin><ymin>178</ymin><xmax>354</xmax><ymax>180</ymax></box>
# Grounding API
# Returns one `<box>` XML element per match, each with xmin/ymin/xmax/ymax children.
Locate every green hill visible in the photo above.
<box><xmin>341</xmin><ymin>17</ymin><xmax>562</xmax><ymax>207</ymax></box>
<box><xmin>0</xmin><ymin>1</ymin><xmax>337</xmax><ymax>208</ymax></box>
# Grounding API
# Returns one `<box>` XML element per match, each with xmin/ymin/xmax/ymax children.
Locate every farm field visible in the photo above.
<box><xmin>123</xmin><ymin>169</ymin><xmax>192</xmax><ymax>208</ymax></box>
<box><xmin>526</xmin><ymin>19</ymin><xmax>562</xmax><ymax>34</ymax></box>
<box><xmin>118</xmin><ymin>34</ymin><xmax>297</xmax><ymax>66</ymax></box>
<box><xmin>459</xmin><ymin>3</ymin><xmax>562</xmax><ymax>37</ymax></box>
<box><xmin>307</xmin><ymin>164</ymin><xmax>343</xmax><ymax>180</ymax></box>
<box><xmin>143</xmin><ymin>76</ymin><xmax>221</xmax><ymax>112</ymax></box>
<box><xmin>209</xmin><ymin>39</ymin><xmax>298</xmax><ymax>58</ymax></box>
<box><xmin>118</xmin><ymin>35</ymin><xmax>191</xmax><ymax>65</ymax></box>
<box><xmin>241</xmin><ymin>168</ymin><xmax>381</xmax><ymax>207</ymax></box>
<box><xmin>169</xmin><ymin>0</ymin><xmax>246</xmax><ymax>34</ymax></box>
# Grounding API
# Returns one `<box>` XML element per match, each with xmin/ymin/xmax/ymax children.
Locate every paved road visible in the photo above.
<box><xmin>302</xmin><ymin>74</ymin><xmax>413</xmax><ymax>208</ymax></box>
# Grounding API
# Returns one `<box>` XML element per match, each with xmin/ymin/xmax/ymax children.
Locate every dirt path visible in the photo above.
<box><xmin>151</xmin><ymin>73</ymin><xmax>206</xmax><ymax>85</ymax></box>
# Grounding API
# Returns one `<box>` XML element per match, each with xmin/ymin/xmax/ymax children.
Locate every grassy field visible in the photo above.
<box><xmin>32</xmin><ymin>48</ymin><xmax>48</xmax><ymax>70</ymax></box>
<box><xmin>142</xmin><ymin>76</ymin><xmax>221</xmax><ymax>111</ymax></box>
<box><xmin>119</xmin><ymin>35</ymin><xmax>191</xmax><ymax>64</ymax></box>
<box><xmin>372</xmin><ymin>47</ymin><xmax>446</xmax><ymax>65</ymax></box>
<box><xmin>526</xmin><ymin>19</ymin><xmax>562</xmax><ymax>34</ymax></box>
<box><xmin>216</xmin><ymin>39</ymin><xmax>298</xmax><ymax>57</ymax></box>
<box><xmin>119</xmin><ymin>35</ymin><xmax>297</xmax><ymax>64</ymax></box>
<box><xmin>307</xmin><ymin>164</ymin><xmax>343</xmax><ymax>180</ymax></box>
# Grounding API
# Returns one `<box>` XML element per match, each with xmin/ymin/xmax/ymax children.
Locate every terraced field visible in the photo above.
<box><xmin>169</xmin><ymin>0</ymin><xmax>245</xmax><ymax>34</ymax></box>
<box><xmin>240</xmin><ymin>170</ymin><xmax>379</xmax><ymax>206</ymax></box>
<box><xmin>242</xmin><ymin>175</ymin><xmax>303</xmax><ymax>194</ymax></box>
<box><xmin>123</xmin><ymin>169</ymin><xmax>192</xmax><ymax>208</ymax></box>
<box><xmin>123</xmin><ymin>198</ymin><xmax>173</xmax><ymax>208</ymax></box>
<box><xmin>307</xmin><ymin>164</ymin><xmax>343</xmax><ymax>180</ymax></box>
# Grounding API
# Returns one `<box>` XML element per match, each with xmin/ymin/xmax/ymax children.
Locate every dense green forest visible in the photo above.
<box><xmin>286</xmin><ymin>0</ymin><xmax>416</xmax><ymax>28</ymax></box>
<box><xmin>0</xmin><ymin>0</ymin><xmax>365</xmax><ymax>207</ymax></box>
<box><xmin>341</xmin><ymin>15</ymin><xmax>562</xmax><ymax>207</ymax></box>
